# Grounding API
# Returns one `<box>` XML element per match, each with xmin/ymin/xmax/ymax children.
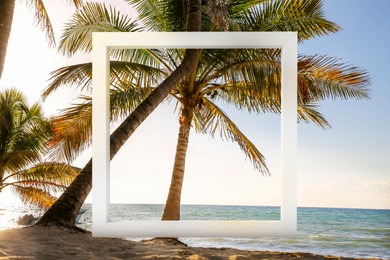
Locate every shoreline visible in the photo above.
<box><xmin>0</xmin><ymin>225</ymin><xmax>382</xmax><ymax>260</ymax></box>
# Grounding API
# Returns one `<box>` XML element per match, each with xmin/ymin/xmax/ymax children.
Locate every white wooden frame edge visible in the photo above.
<box><xmin>92</xmin><ymin>32</ymin><xmax>297</xmax><ymax>237</ymax></box>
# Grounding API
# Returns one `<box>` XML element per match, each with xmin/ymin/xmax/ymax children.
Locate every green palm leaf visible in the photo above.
<box><xmin>193</xmin><ymin>98</ymin><xmax>269</xmax><ymax>174</ymax></box>
<box><xmin>11</xmin><ymin>185</ymin><xmax>57</xmax><ymax>209</ymax></box>
<box><xmin>205</xmin><ymin>51</ymin><xmax>370</xmax><ymax>112</ymax></box>
<box><xmin>0</xmin><ymin>88</ymin><xmax>50</xmax><ymax>158</ymax></box>
<box><xmin>59</xmin><ymin>2</ymin><xmax>167</xmax><ymax>69</ymax></box>
<box><xmin>1</xmin><ymin>88</ymin><xmax>78</xmax><ymax>209</ymax></box>
<box><xmin>228</xmin><ymin>0</ymin><xmax>267</xmax><ymax>17</ymax></box>
<box><xmin>42</xmin><ymin>61</ymin><xmax>165</xmax><ymax>100</ymax></box>
<box><xmin>27</xmin><ymin>0</ymin><xmax>82</xmax><ymax>47</ymax></box>
<box><xmin>47</xmin><ymin>86</ymin><xmax>154</xmax><ymax>162</ymax></box>
<box><xmin>298</xmin><ymin>54</ymin><xmax>371</xmax><ymax>101</ymax></box>
<box><xmin>10</xmin><ymin>103</ymin><xmax>51</xmax><ymax>155</ymax></box>
<box><xmin>197</xmin><ymin>48</ymin><xmax>280</xmax><ymax>114</ymax></box>
<box><xmin>297</xmin><ymin>102</ymin><xmax>331</xmax><ymax>129</ymax></box>
<box><xmin>59</xmin><ymin>2</ymin><xmax>140</xmax><ymax>56</ymax></box>
<box><xmin>0</xmin><ymin>150</ymin><xmax>40</xmax><ymax>176</ymax></box>
<box><xmin>128</xmin><ymin>0</ymin><xmax>268</xmax><ymax>32</ymax></box>
<box><xmin>126</xmin><ymin>0</ymin><xmax>178</xmax><ymax>32</ymax></box>
<box><xmin>236</xmin><ymin>0</ymin><xmax>340</xmax><ymax>42</ymax></box>
<box><xmin>198</xmin><ymin>49</ymin><xmax>279</xmax><ymax>84</ymax></box>
<box><xmin>47</xmin><ymin>98</ymin><xmax>92</xmax><ymax>163</ymax></box>
<box><xmin>12</xmin><ymin>162</ymin><xmax>79</xmax><ymax>186</ymax></box>
<box><xmin>4</xmin><ymin>163</ymin><xmax>79</xmax><ymax>196</ymax></box>
<box><xmin>216</xmin><ymin>81</ymin><xmax>281</xmax><ymax>114</ymax></box>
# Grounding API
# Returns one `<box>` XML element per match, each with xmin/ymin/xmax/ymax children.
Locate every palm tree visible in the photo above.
<box><xmin>161</xmin><ymin>49</ymin><xmax>372</xmax><ymax>219</ymax></box>
<box><xmin>0</xmin><ymin>88</ymin><xmax>79</xmax><ymax>208</ymax></box>
<box><xmin>39</xmin><ymin>0</ymin><xmax>370</xmax><ymax>225</ymax></box>
<box><xmin>131</xmin><ymin>0</ymin><xmax>371</xmax><ymax>220</ymax></box>
<box><xmin>38</xmin><ymin>0</ymin><xmax>202</xmax><ymax>226</ymax></box>
<box><xmin>0</xmin><ymin>0</ymin><xmax>82</xmax><ymax>80</ymax></box>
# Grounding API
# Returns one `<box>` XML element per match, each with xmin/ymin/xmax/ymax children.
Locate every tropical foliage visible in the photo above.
<box><xmin>38</xmin><ymin>0</ymin><xmax>201</xmax><ymax>226</ymax></box>
<box><xmin>0</xmin><ymin>88</ymin><xmax>79</xmax><ymax>208</ymax></box>
<box><xmin>42</xmin><ymin>0</ymin><xmax>370</xmax><ymax>220</ymax></box>
<box><xmin>40</xmin><ymin>0</ymin><xmax>370</xmax><ymax>224</ymax></box>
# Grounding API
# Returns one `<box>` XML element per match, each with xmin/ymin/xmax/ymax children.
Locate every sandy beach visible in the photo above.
<box><xmin>0</xmin><ymin>224</ymin><xmax>381</xmax><ymax>260</ymax></box>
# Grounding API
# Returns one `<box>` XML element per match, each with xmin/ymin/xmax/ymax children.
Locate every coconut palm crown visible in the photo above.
<box><xmin>42</xmin><ymin>0</ymin><xmax>370</xmax><ymax>220</ymax></box>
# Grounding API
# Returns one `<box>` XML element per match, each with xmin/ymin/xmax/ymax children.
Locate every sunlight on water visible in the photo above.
<box><xmin>1</xmin><ymin>204</ymin><xmax>389</xmax><ymax>259</ymax></box>
<box><xmin>0</xmin><ymin>204</ymin><xmax>41</xmax><ymax>231</ymax></box>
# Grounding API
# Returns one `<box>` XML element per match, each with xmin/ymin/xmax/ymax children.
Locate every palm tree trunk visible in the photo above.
<box><xmin>0</xmin><ymin>0</ymin><xmax>15</xmax><ymax>80</ymax></box>
<box><xmin>38</xmin><ymin>0</ymin><xmax>202</xmax><ymax>227</ymax></box>
<box><xmin>161</xmin><ymin>105</ymin><xmax>193</xmax><ymax>220</ymax></box>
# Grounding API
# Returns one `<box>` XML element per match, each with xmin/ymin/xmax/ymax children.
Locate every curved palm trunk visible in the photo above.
<box><xmin>0</xmin><ymin>0</ymin><xmax>15</xmax><ymax>80</ymax></box>
<box><xmin>38</xmin><ymin>0</ymin><xmax>202</xmax><ymax>227</ymax></box>
<box><xmin>161</xmin><ymin>105</ymin><xmax>193</xmax><ymax>220</ymax></box>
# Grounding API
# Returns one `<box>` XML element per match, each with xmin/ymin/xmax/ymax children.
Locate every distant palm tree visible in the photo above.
<box><xmin>0</xmin><ymin>88</ymin><xmax>79</xmax><ymax>208</ymax></box>
<box><xmin>39</xmin><ymin>0</ymin><xmax>370</xmax><ymax>225</ymax></box>
<box><xmin>0</xmin><ymin>0</ymin><xmax>82</xmax><ymax>80</ymax></box>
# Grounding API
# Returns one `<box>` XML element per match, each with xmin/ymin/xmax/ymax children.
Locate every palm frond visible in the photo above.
<box><xmin>218</xmin><ymin>81</ymin><xmax>333</xmax><ymax>129</ymax></box>
<box><xmin>110</xmin><ymin>85</ymin><xmax>155</xmax><ymax>120</ymax></box>
<box><xmin>58</xmin><ymin>1</ymin><xmax>172</xmax><ymax>67</ymax></box>
<box><xmin>201</xmin><ymin>51</ymin><xmax>370</xmax><ymax>113</ymax></box>
<box><xmin>59</xmin><ymin>2</ymin><xmax>140</xmax><ymax>56</ymax></box>
<box><xmin>11</xmin><ymin>185</ymin><xmax>57</xmax><ymax>209</ymax></box>
<box><xmin>198</xmin><ymin>48</ymin><xmax>279</xmax><ymax>85</ymax></box>
<box><xmin>129</xmin><ymin>0</ymin><xmax>236</xmax><ymax>32</ymax></box>
<box><xmin>215</xmin><ymin>81</ymin><xmax>281</xmax><ymax>114</ymax></box>
<box><xmin>1</xmin><ymin>89</ymin><xmax>51</xmax><ymax>174</ymax></box>
<box><xmin>12</xmin><ymin>103</ymin><xmax>51</xmax><ymax>151</ymax></box>
<box><xmin>198</xmin><ymin>49</ymin><xmax>281</xmax><ymax>113</ymax></box>
<box><xmin>228</xmin><ymin>0</ymin><xmax>267</xmax><ymax>17</ymax></box>
<box><xmin>0</xmin><ymin>88</ymin><xmax>27</xmax><ymax>137</ymax></box>
<box><xmin>12</xmin><ymin>162</ymin><xmax>79</xmax><ymax>187</ymax></box>
<box><xmin>0</xmin><ymin>150</ymin><xmax>40</xmax><ymax>178</ymax></box>
<box><xmin>127</xmin><ymin>0</ymin><xmax>170</xmax><ymax>31</ymax></box>
<box><xmin>46</xmin><ymin>98</ymin><xmax>91</xmax><ymax>163</ymax></box>
<box><xmin>118</xmin><ymin>48</ymin><xmax>173</xmax><ymax>69</ymax></box>
<box><xmin>298</xmin><ymin>54</ymin><xmax>371</xmax><ymax>101</ymax></box>
<box><xmin>297</xmin><ymin>102</ymin><xmax>331</xmax><ymax>129</ymax></box>
<box><xmin>236</xmin><ymin>0</ymin><xmax>340</xmax><ymax>42</ymax></box>
<box><xmin>158</xmin><ymin>0</ymin><xmax>188</xmax><ymax>31</ymax></box>
<box><xmin>42</xmin><ymin>61</ymin><xmax>165</xmax><ymax>100</ymax></box>
<box><xmin>0</xmin><ymin>89</ymin><xmax>79</xmax><ymax>209</ymax></box>
<box><xmin>27</xmin><ymin>0</ymin><xmax>55</xmax><ymax>46</ymax></box>
<box><xmin>193</xmin><ymin>98</ymin><xmax>269</xmax><ymax>174</ymax></box>
<box><xmin>47</xmin><ymin>85</ymin><xmax>153</xmax><ymax>162</ymax></box>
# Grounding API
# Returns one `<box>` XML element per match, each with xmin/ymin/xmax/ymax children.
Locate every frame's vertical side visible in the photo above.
<box><xmin>92</xmin><ymin>33</ymin><xmax>110</xmax><ymax>234</ymax></box>
<box><xmin>280</xmin><ymin>33</ymin><xmax>298</xmax><ymax>234</ymax></box>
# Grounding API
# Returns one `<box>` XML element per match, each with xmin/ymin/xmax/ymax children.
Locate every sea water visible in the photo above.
<box><xmin>1</xmin><ymin>204</ymin><xmax>389</xmax><ymax>259</ymax></box>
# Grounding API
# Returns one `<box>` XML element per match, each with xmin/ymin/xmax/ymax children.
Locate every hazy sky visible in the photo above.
<box><xmin>1</xmin><ymin>0</ymin><xmax>389</xmax><ymax>210</ymax></box>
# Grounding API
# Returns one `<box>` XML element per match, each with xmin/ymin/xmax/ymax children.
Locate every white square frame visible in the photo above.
<box><xmin>92</xmin><ymin>32</ymin><xmax>297</xmax><ymax>237</ymax></box>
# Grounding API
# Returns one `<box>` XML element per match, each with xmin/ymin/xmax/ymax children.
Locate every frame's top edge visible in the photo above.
<box><xmin>101</xmin><ymin>220</ymin><xmax>283</xmax><ymax>224</ymax></box>
<box><xmin>92</xmin><ymin>31</ymin><xmax>297</xmax><ymax>36</ymax></box>
<box><xmin>92</xmin><ymin>31</ymin><xmax>298</xmax><ymax>49</ymax></box>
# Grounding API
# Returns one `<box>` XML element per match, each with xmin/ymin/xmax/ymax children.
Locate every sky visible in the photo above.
<box><xmin>0</xmin><ymin>0</ymin><xmax>389</xmax><ymax>210</ymax></box>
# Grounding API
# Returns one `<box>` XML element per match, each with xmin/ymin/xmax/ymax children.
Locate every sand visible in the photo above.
<box><xmin>0</xmin><ymin>225</ymin><xmax>380</xmax><ymax>260</ymax></box>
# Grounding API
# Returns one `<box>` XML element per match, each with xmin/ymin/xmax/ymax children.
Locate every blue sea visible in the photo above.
<box><xmin>2</xmin><ymin>204</ymin><xmax>389</xmax><ymax>259</ymax></box>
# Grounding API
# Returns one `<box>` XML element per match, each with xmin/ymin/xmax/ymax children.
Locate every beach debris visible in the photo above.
<box><xmin>17</xmin><ymin>214</ymin><xmax>36</xmax><ymax>225</ymax></box>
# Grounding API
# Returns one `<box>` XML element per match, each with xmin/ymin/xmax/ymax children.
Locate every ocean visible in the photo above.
<box><xmin>1</xmin><ymin>204</ymin><xmax>389</xmax><ymax>259</ymax></box>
